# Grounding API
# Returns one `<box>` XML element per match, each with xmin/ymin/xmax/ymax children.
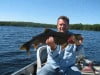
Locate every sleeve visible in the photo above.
<box><xmin>63</xmin><ymin>44</ymin><xmax>76</xmax><ymax>59</ymax></box>
<box><xmin>47</xmin><ymin>45</ymin><xmax>60</xmax><ymax>58</ymax></box>
<box><xmin>60</xmin><ymin>44</ymin><xmax>77</xmax><ymax>67</ymax></box>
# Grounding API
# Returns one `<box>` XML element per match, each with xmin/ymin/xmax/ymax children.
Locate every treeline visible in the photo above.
<box><xmin>0</xmin><ymin>21</ymin><xmax>100</xmax><ymax>31</ymax></box>
<box><xmin>0</xmin><ymin>21</ymin><xmax>56</xmax><ymax>28</ymax></box>
<box><xmin>70</xmin><ymin>24</ymin><xmax>100</xmax><ymax>31</ymax></box>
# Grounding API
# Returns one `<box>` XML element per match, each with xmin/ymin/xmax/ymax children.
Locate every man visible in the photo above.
<box><xmin>37</xmin><ymin>16</ymin><xmax>82</xmax><ymax>75</ymax></box>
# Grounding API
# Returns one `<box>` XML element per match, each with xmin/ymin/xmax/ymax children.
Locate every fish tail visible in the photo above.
<box><xmin>20</xmin><ymin>42</ymin><xmax>30</xmax><ymax>51</ymax></box>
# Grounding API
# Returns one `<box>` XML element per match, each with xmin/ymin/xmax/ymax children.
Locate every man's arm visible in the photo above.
<box><xmin>46</xmin><ymin>37</ymin><xmax>60</xmax><ymax>58</ymax></box>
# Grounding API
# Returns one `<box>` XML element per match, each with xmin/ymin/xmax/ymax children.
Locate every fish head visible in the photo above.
<box><xmin>74</xmin><ymin>34</ymin><xmax>84</xmax><ymax>45</ymax></box>
<box><xmin>67</xmin><ymin>34</ymin><xmax>83</xmax><ymax>45</ymax></box>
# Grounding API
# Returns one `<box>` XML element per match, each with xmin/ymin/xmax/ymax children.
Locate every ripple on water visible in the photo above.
<box><xmin>0</xmin><ymin>26</ymin><xmax>100</xmax><ymax>74</ymax></box>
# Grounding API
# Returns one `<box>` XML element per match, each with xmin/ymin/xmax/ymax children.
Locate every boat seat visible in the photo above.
<box><xmin>37</xmin><ymin>45</ymin><xmax>47</xmax><ymax>72</ymax></box>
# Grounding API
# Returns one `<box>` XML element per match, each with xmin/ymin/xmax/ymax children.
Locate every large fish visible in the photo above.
<box><xmin>20</xmin><ymin>29</ymin><xmax>83</xmax><ymax>54</ymax></box>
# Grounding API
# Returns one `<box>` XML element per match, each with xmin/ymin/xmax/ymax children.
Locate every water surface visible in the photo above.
<box><xmin>0</xmin><ymin>26</ymin><xmax>100</xmax><ymax>75</ymax></box>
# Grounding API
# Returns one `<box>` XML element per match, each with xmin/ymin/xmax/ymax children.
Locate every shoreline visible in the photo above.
<box><xmin>0</xmin><ymin>21</ymin><xmax>100</xmax><ymax>31</ymax></box>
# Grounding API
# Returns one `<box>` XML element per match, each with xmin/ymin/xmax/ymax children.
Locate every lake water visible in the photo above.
<box><xmin>0</xmin><ymin>26</ymin><xmax>100</xmax><ymax>75</ymax></box>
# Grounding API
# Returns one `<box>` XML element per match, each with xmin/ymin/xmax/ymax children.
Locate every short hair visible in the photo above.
<box><xmin>57</xmin><ymin>16</ymin><xmax>69</xmax><ymax>24</ymax></box>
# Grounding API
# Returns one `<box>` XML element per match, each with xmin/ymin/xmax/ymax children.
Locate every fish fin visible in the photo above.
<box><xmin>61</xmin><ymin>43</ymin><xmax>68</xmax><ymax>49</ymax></box>
<box><xmin>33</xmin><ymin>44</ymin><xmax>38</xmax><ymax>49</ymax></box>
<box><xmin>44</xmin><ymin>28</ymin><xmax>52</xmax><ymax>33</ymax></box>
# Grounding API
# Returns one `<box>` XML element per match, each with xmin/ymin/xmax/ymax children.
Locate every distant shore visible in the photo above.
<box><xmin>0</xmin><ymin>21</ymin><xmax>100</xmax><ymax>31</ymax></box>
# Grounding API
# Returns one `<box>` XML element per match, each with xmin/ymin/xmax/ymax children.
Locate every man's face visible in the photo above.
<box><xmin>57</xmin><ymin>19</ymin><xmax>69</xmax><ymax>32</ymax></box>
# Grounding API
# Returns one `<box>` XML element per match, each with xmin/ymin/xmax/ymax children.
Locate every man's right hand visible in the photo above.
<box><xmin>46</xmin><ymin>37</ymin><xmax>57</xmax><ymax>50</ymax></box>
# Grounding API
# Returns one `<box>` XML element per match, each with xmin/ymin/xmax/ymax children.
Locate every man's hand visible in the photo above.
<box><xmin>68</xmin><ymin>35</ymin><xmax>83</xmax><ymax>46</ymax></box>
<box><xmin>46</xmin><ymin>37</ymin><xmax>57</xmax><ymax>50</ymax></box>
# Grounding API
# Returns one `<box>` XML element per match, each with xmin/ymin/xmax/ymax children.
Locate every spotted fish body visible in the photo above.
<box><xmin>20</xmin><ymin>29</ymin><xmax>83</xmax><ymax>53</ymax></box>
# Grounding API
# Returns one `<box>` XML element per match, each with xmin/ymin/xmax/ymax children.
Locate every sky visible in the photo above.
<box><xmin>0</xmin><ymin>0</ymin><xmax>100</xmax><ymax>24</ymax></box>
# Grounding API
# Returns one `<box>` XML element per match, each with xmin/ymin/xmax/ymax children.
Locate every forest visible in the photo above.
<box><xmin>0</xmin><ymin>21</ymin><xmax>100</xmax><ymax>31</ymax></box>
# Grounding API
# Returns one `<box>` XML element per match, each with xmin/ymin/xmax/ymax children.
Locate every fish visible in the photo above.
<box><xmin>20</xmin><ymin>29</ymin><xmax>83</xmax><ymax>54</ymax></box>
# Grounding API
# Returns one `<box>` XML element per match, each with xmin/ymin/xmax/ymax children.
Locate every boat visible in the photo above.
<box><xmin>11</xmin><ymin>46</ymin><xmax>100</xmax><ymax>75</ymax></box>
<box><xmin>11</xmin><ymin>61</ymin><xmax>37</xmax><ymax>75</ymax></box>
